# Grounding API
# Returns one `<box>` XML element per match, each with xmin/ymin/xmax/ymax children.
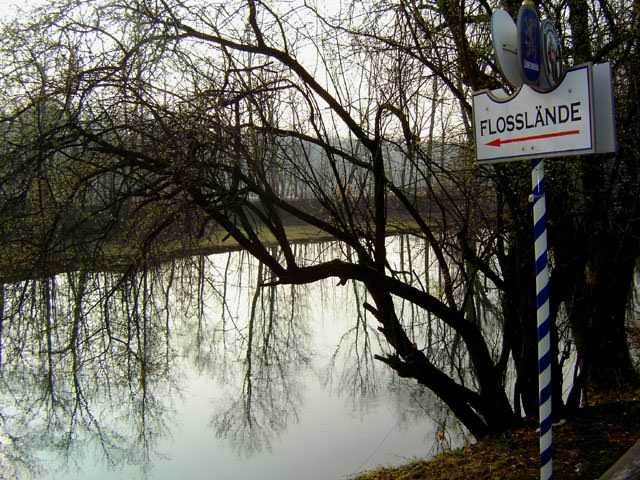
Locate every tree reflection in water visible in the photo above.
<box><xmin>187</xmin><ymin>248</ymin><xmax>310</xmax><ymax>455</ymax></box>
<box><xmin>0</xmin><ymin>269</ymin><xmax>175</xmax><ymax>477</ymax></box>
<box><xmin>0</xmin><ymin>238</ymin><xmax>466</xmax><ymax>478</ymax></box>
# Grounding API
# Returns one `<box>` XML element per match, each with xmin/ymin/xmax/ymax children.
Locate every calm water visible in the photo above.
<box><xmin>0</xmin><ymin>239</ymin><xmax>468</xmax><ymax>480</ymax></box>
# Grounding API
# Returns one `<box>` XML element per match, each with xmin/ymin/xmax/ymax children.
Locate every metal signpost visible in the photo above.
<box><xmin>532</xmin><ymin>156</ymin><xmax>553</xmax><ymax>480</ymax></box>
<box><xmin>473</xmin><ymin>2</ymin><xmax>617</xmax><ymax>479</ymax></box>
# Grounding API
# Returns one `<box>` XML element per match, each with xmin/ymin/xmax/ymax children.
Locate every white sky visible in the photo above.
<box><xmin>0</xmin><ymin>0</ymin><xmax>39</xmax><ymax>20</ymax></box>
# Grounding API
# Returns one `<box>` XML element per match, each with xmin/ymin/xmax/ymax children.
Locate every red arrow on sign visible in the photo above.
<box><xmin>486</xmin><ymin>130</ymin><xmax>581</xmax><ymax>147</ymax></box>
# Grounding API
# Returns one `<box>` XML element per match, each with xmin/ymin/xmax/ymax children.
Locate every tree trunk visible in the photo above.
<box><xmin>366</xmin><ymin>279</ymin><xmax>520</xmax><ymax>438</ymax></box>
<box><xmin>568</xmin><ymin>234</ymin><xmax>638</xmax><ymax>399</ymax></box>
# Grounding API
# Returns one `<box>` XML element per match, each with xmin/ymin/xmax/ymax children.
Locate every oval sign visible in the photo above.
<box><xmin>491</xmin><ymin>9</ymin><xmax>523</xmax><ymax>88</ymax></box>
<box><xmin>517</xmin><ymin>2</ymin><xmax>541</xmax><ymax>85</ymax></box>
<box><xmin>540</xmin><ymin>19</ymin><xmax>564</xmax><ymax>88</ymax></box>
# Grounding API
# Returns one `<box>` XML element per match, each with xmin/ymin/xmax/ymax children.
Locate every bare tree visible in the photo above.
<box><xmin>1</xmin><ymin>0</ymin><xmax>638</xmax><ymax>440</ymax></box>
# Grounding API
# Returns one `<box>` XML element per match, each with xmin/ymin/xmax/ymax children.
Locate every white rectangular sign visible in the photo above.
<box><xmin>473</xmin><ymin>64</ymin><xmax>595</xmax><ymax>163</ymax></box>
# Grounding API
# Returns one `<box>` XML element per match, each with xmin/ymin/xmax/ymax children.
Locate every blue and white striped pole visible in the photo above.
<box><xmin>532</xmin><ymin>158</ymin><xmax>552</xmax><ymax>480</ymax></box>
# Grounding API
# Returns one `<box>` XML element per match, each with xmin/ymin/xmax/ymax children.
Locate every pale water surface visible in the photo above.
<box><xmin>0</xmin><ymin>239</ymin><xmax>468</xmax><ymax>480</ymax></box>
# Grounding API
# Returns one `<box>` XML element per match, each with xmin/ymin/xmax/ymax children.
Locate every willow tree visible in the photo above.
<box><xmin>340</xmin><ymin>0</ymin><xmax>640</xmax><ymax>414</ymax></box>
<box><xmin>1</xmin><ymin>0</ymin><xmax>638</xmax><ymax>440</ymax></box>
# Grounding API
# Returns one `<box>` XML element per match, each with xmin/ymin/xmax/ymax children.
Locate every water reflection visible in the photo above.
<box><xmin>0</xmin><ymin>237</ymin><xmax>466</xmax><ymax>479</ymax></box>
<box><xmin>0</xmin><ymin>269</ymin><xmax>177</xmax><ymax>478</ymax></box>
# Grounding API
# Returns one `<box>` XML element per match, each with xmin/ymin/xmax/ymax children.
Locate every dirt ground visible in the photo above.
<box><xmin>354</xmin><ymin>399</ymin><xmax>640</xmax><ymax>480</ymax></box>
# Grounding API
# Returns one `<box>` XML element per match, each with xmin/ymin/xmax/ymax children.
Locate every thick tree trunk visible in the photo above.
<box><xmin>567</xmin><ymin>234</ymin><xmax>638</xmax><ymax>399</ymax></box>
<box><xmin>366</xmin><ymin>280</ymin><xmax>520</xmax><ymax>439</ymax></box>
<box><xmin>548</xmin><ymin>154</ymin><xmax>640</xmax><ymax>407</ymax></box>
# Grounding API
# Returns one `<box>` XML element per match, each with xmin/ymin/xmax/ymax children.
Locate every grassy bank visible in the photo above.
<box><xmin>1</xmin><ymin>219</ymin><xmax>420</xmax><ymax>282</ymax></box>
<box><xmin>352</xmin><ymin>399</ymin><xmax>640</xmax><ymax>480</ymax></box>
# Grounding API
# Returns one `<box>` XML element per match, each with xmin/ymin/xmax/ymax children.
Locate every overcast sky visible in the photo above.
<box><xmin>0</xmin><ymin>0</ymin><xmax>41</xmax><ymax>20</ymax></box>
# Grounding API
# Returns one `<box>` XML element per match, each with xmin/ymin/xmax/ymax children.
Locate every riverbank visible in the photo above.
<box><xmin>0</xmin><ymin>211</ymin><xmax>422</xmax><ymax>283</ymax></box>
<box><xmin>0</xmin><ymin>193</ymin><xmax>457</xmax><ymax>283</ymax></box>
<box><xmin>352</xmin><ymin>399</ymin><xmax>640</xmax><ymax>480</ymax></box>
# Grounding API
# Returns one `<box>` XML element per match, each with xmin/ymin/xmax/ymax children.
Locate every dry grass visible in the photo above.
<box><xmin>352</xmin><ymin>399</ymin><xmax>640</xmax><ymax>480</ymax></box>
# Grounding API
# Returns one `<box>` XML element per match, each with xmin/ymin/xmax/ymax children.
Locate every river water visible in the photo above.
<box><xmin>0</xmin><ymin>237</ymin><xmax>468</xmax><ymax>480</ymax></box>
